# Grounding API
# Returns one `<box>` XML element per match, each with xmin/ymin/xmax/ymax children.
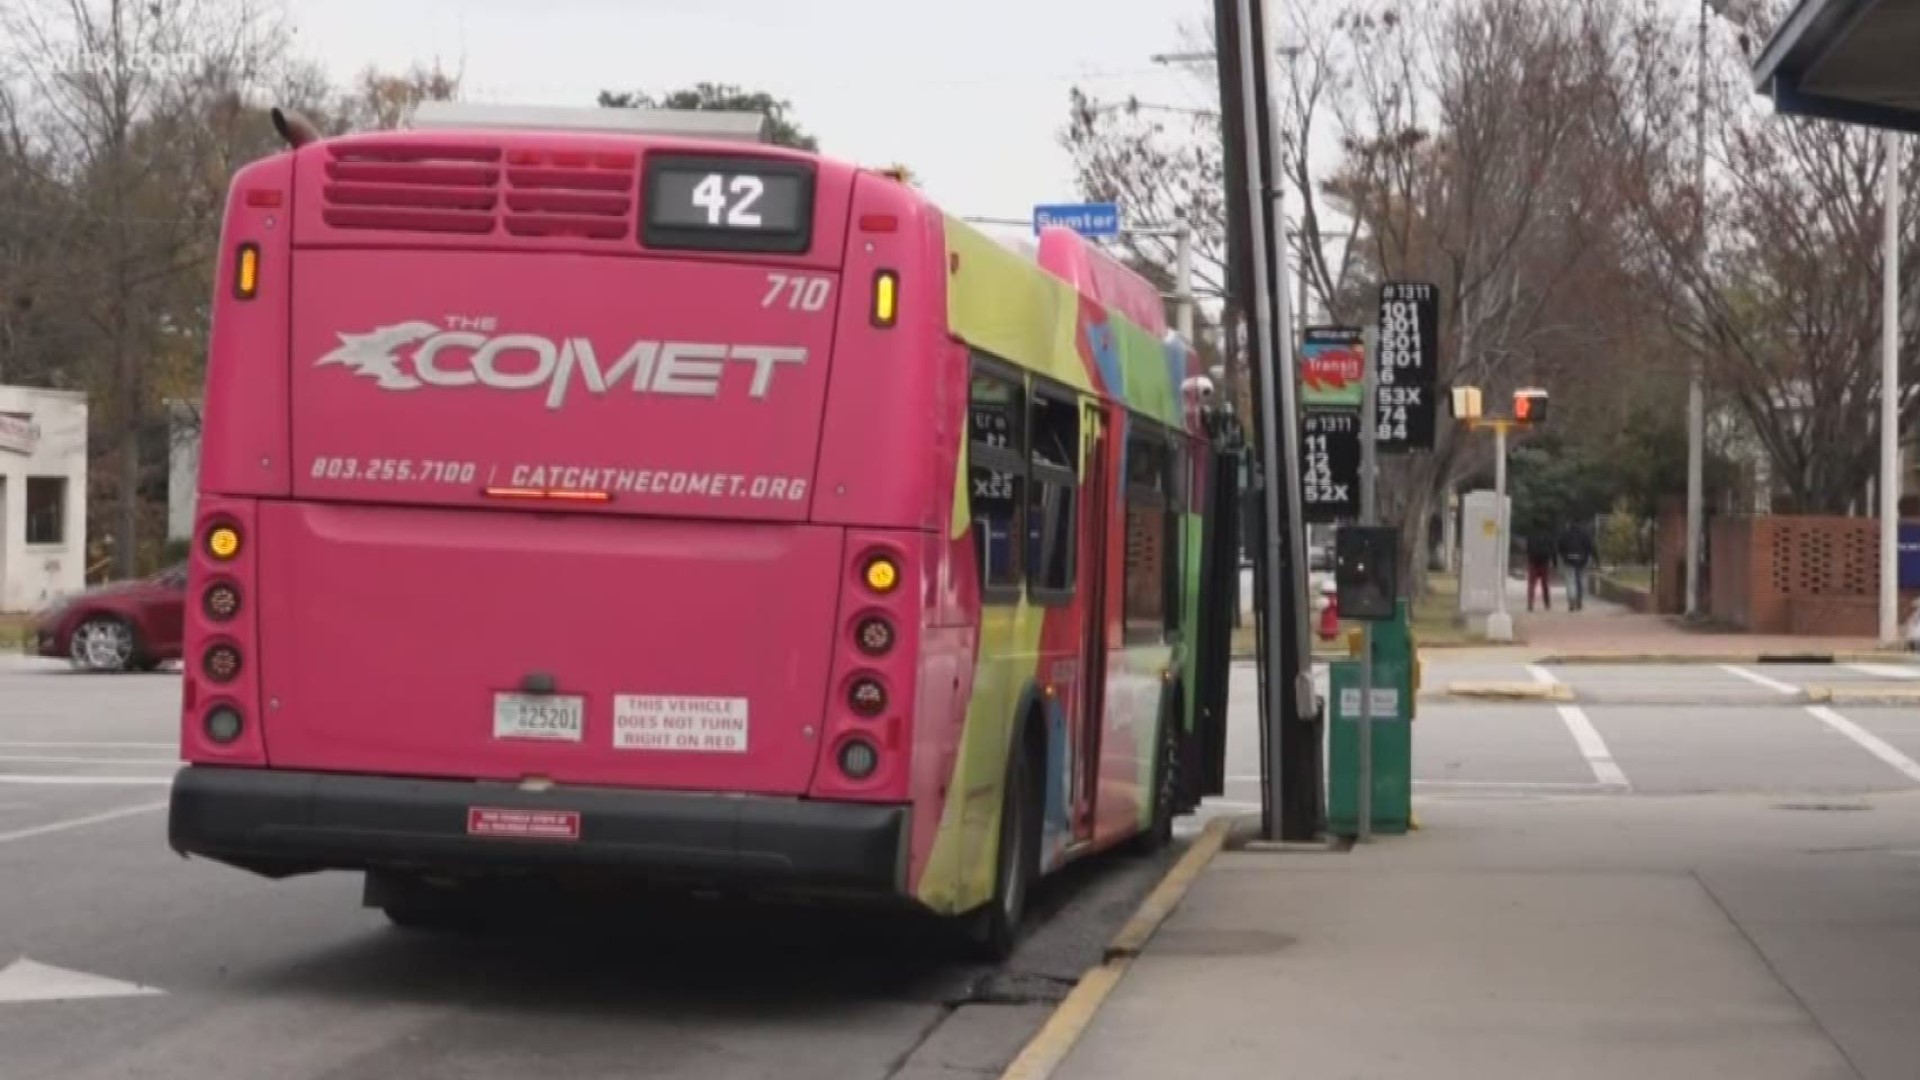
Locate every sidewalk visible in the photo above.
<box><xmin>1451</xmin><ymin>575</ymin><xmax>1890</xmax><ymax>661</ymax></box>
<box><xmin>1047</xmin><ymin>795</ymin><xmax>1920</xmax><ymax>1080</ymax></box>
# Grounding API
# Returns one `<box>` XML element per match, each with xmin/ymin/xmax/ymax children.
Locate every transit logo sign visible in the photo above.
<box><xmin>316</xmin><ymin>318</ymin><xmax>808</xmax><ymax>410</ymax></box>
<box><xmin>1300</xmin><ymin>326</ymin><xmax>1366</xmax><ymax>410</ymax></box>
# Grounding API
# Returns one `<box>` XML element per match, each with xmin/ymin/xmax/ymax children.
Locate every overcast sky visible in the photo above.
<box><xmin>285</xmin><ymin>0</ymin><xmax>1219</xmax><ymax>234</ymax></box>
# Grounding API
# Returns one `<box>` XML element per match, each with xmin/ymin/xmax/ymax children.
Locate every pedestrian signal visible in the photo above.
<box><xmin>1448</xmin><ymin>385</ymin><xmax>1483</xmax><ymax>420</ymax></box>
<box><xmin>1513</xmin><ymin>388</ymin><xmax>1549</xmax><ymax>425</ymax></box>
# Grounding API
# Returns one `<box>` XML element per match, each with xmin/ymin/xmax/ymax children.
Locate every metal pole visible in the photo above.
<box><xmin>1685</xmin><ymin>0</ymin><xmax>1708</xmax><ymax>620</ymax></box>
<box><xmin>1260</xmin><ymin>3</ymin><xmax>1316</xmax><ymax>721</ymax></box>
<box><xmin>1175</xmin><ymin>226</ymin><xmax>1196</xmax><ymax>342</ymax></box>
<box><xmin>1358</xmin><ymin>327</ymin><xmax>1378</xmax><ymax>842</ymax></box>
<box><xmin>1883</xmin><ymin>128</ymin><xmax>1902</xmax><ymax>645</ymax></box>
<box><xmin>1487</xmin><ymin>423</ymin><xmax>1513</xmax><ymax>642</ymax></box>
<box><xmin>1230</xmin><ymin>0</ymin><xmax>1289</xmax><ymax>843</ymax></box>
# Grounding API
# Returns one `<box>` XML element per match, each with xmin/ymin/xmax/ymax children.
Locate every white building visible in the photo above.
<box><xmin>167</xmin><ymin>399</ymin><xmax>201</xmax><ymax>543</ymax></box>
<box><xmin>0</xmin><ymin>385</ymin><xmax>88</xmax><ymax>613</ymax></box>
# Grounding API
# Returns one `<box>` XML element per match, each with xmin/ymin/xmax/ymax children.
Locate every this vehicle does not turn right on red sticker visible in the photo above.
<box><xmin>613</xmin><ymin>696</ymin><xmax>749</xmax><ymax>753</ymax></box>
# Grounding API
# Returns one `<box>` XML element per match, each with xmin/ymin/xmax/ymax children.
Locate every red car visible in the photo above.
<box><xmin>32</xmin><ymin>563</ymin><xmax>186</xmax><ymax>673</ymax></box>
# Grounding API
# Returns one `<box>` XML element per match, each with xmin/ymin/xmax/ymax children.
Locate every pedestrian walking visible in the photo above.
<box><xmin>1525</xmin><ymin>529</ymin><xmax>1557</xmax><ymax>611</ymax></box>
<box><xmin>1557</xmin><ymin>520</ymin><xmax>1595</xmax><ymax>612</ymax></box>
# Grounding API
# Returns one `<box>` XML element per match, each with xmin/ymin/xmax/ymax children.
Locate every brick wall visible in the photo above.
<box><xmin>1708</xmin><ymin>514</ymin><xmax>1918</xmax><ymax>634</ymax></box>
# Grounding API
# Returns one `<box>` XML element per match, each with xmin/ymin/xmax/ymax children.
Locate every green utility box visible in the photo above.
<box><xmin>1327</xmin><ymin>599</ymin><xmax>1417</xmax><ymax>836</ymax></box>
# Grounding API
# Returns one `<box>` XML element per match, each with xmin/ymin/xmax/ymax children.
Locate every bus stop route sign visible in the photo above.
<box><xmin>1033</xmin><ymin>203</ymin><xmax>1121</xmax><ymax>239</ymax></box>
<box><xmin>1374</xmin><ymin>282</ymin><xmax>1438</xmax><ymax>453</ymax></box>
<box><xmin>1300</xmin><ymin>408</ymin><xmax>1360</xmax><ymax>523</ymax></box>
<box><xmin>1300</xmin><ymin>326</ymin><xmax>1366</xmax><ymax>410</ymax></box>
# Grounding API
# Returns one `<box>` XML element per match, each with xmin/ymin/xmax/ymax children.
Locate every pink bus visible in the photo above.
<box><xmin>168</xmin><ymin>103</ymin><xmax>1241</xmax><ymax>956</ymax></box>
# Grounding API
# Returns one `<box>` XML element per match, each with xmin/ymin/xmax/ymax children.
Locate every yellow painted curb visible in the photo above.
<box><xmin>1443</xmin><ymin>680</ymin><xmax>1574</xmax><ymax>701</ymax></box>
<box><xmin>997</xmin><ymin>816</ymin><xmax>1233</xmax><ymax>1080</ymax></box>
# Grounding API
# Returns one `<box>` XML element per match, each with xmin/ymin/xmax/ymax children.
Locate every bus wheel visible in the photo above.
<box><xmin>1131</xmin><ymin>704</ymin><xmax>1180</xmax><ymax>855</ymax></box>
<box><xmin>963</xmin><ymin>724</ymin><xmax>1040</xmax><ymax>962</ymax></box>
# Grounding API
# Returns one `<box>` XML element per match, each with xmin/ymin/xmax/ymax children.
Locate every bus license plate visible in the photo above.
<box><xmin>492</xmin><ymin>693</ymin><xmax>584</xmax><ymax>742</ymax></box>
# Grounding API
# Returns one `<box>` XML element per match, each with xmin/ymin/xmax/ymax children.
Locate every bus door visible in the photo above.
<box><xmin>1072</xmin><ymin>399</ymin><xmax>1112</xmax><ymax>841</ymax></box>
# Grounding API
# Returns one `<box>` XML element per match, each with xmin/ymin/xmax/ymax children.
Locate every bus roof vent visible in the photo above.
<box><xmin>408</xmin><ymin>101</ymin><xmax>773</xmax><ymax>143</ymax></box>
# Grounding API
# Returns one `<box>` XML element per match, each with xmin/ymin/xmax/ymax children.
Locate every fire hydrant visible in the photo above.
<box><xmin>1317</xmin><ymin>581</ymin><xmax>1340</xmax><ymax>640</ymax></box>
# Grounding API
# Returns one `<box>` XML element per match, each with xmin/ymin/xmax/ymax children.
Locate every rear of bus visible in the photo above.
<box><xmin>167</xmin><ymin>106</ymin><xmax>949</xmax><ymax>908</ymax></box>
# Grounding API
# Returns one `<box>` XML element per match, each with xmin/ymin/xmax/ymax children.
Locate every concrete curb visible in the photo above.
<box><xmin>1805</xmin><ymin>685</ymin><xmax>1920</xmax><ymax>706</ymax></box>
<box><xmin>1537</xmin><ymin>651</ymin><xmax>1908</xmax><ymax>665</ymax></box>
<box><xmin>997</xmin><ymin>816</ymin><xmax>1233</xmax><ymax>1080</ymax></box>
<box><xmin>1442</xmin><ymin>681</ymin><xmax>1574</xmax><ymax>702</ymax></box>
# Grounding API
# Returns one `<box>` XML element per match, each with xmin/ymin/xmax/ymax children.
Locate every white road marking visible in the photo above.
<box><xmin>0</xmin><ymin>958</ymin><xmax>163</xmax><ymax>1003</ymax></box>
<box><xmin>0</xmin><ymin>755</ymin><xmax>177</xmax><ymax>766</ymax></box>
<box><xmin>1555</xmin><ymin>706</ymin><xmax>1631</xmax><ymax>789</ymax></box>
<box><xmin>1807</xmin><ymin>706</ymin><xmax>1920</xmax><ymax>785</ymax></box>
<box><xmin>1526</xmin><ymin>664</ymin><xmax>1559</xmax><ymax>686</ymax></box>
<box><xmin>0</xmin><ymin>775</ymin><xmax>172</xmax><ymax>787</ymax></box>
<box><xmin>0</xmin><ymin>801</ymin><xmax>167</xmax><ymax>844</ymax></box>
<box><xmin>1720</xmin><ymin>665</ymin><xmax>1799</xmax><ymax>695</ymax></box>
<box><xmin>0</xmin><ymin>742</ymin><xmax>175</xmax><ymax>750</ymax></box>
<box><xmin>1414</xmin><ymin>779</ymin><xmax>1609</xmax><ymax>790</ymax></box>
<box><xmin>1846</xmin><ymin>663</ymin><xmax>1920</xmax><ymax>680</ymax></box>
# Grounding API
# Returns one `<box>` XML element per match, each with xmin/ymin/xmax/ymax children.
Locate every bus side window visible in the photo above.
<box><xmin>1027</xmin><ymin>385</ymin><xmax>1080</xmax><ymax>604</ymax></box>
<box><xmin>968</xmin><ymin>358</ymin><xmax>1027</xmax><ymax>601</ymax></box>
<box><xmin>1122</xmin><ymin>418</ymin><xmax>1169</xmax><ymax>644</ymax></box>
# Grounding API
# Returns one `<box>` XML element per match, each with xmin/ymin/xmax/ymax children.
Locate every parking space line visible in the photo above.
<box><xmin>1526</xmin><ymin>664</ymin><xmax>1559</xmax><ymax>686</ymax></box>
<box><xmin>0</xmin><ymin>755</ymin><xmax>178</xmax><ymax>766</ymax></box>
<box><xmin>0</xmin><ymin>801</ymin><xmax>168</xmax><ymax>845</ymax></box>
<box><xmin>1807</xmin><ymin>706</ymin><xmax>1920</xmax><ymax>785</ymax></box>
<box><xmin>1555</xmin><ymin>706</ymin><xmax>1631</xmax><ymax>789</ymax></box>
<box><xmin>0</xmin><ymin>742</ymin><xmax>174</xmax><ymax>750</ymax></box>
<box><xmin>1846</xmin><ymin>663</ymin><xmax>1920</xmax><ymax>680</ymax></box>
<box><xmin>0</xmin><ymin>775</ymin><xmax>173</xmax><ymax>786</ymax></box>
<box><xmin>1721</xmin><ymin>664</ymin><xmax>1799</xmax><ymax>695</ymax></box>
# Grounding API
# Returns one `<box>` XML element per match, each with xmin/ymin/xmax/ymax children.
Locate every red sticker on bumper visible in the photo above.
<box><xmin>467</xmin><ymin>807</ymin><xmax>581</xmax><ymax>841</ymax></box>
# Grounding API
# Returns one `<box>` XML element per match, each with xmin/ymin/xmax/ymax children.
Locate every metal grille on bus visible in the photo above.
<box><xmin>320</xmin><ymin>141</ymin><xmax>638</xmax><ymax>240</ymax></box>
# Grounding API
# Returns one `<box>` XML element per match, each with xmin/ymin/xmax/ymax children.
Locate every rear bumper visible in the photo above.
<box><xmin>168</xmin><ymin>766</ymin><xmax>910</xmax><ymax>896</ymax></box>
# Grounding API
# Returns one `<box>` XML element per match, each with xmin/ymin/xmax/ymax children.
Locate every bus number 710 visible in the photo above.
<box><xmin>762</xmin><ymin>273</ymin><xmax>832</xmax><ymax>312</ymax></box>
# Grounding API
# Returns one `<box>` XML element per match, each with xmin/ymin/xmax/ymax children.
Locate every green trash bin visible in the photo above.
<box><xmin>1327</xmin><ymin>599</ymin><xmax>1415</xmax><ymax>836</ymax></box>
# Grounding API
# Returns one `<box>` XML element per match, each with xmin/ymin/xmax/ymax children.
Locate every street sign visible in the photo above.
<box><xmin>1300</xmin><ymin>408</ymin><xmax>1361</xmax><ymax>522</ymax></box>
<box><xmin>1900</xmin><ymin>522</ymin><xmax>1920</xmax><ymax>590</ymax></box>
<box><xmin>1300</xmin><ymin>326</ymin><xmax>1366</xmax><ymax>410</ymax></box>
<box><xmin>1374</xmin><ymin>282</ymin><xmax>1439</xmax><ymax>452</ymax></box>
<box><xmin>1032</xmin><ymin>202</ymin><xmax>1121</xmax><ymax>238</ymax></box>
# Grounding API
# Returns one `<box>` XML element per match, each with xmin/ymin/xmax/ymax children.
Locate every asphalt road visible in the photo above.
<box><xmin>8</xmin><ymin>650</ymin><xmax>1918</xmax><ymax>1079</ymax></box>
<box><xmin>0</xmin><ymin>655</ymin><xmax>1188</xmax><ymax>1080</ymax></box>
<box><xmin>1205</xmin><ymin>655</ymin><xmax>1920</xmax><ymax>819</ymax></box>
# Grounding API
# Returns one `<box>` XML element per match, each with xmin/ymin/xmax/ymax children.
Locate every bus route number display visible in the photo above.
<box><xmin>1375</xmin><ymin>281</ymin><xmax>1439</xmax><ymax>453</ymax></box>
<box><xmin>1301</xmin><ymin>409</ymin><xmax>1361</xmax><ymax>523</ymax></box>
<box><xmin>644</xmin><ymin>155</ymin><xmax>814</xmax><ymax>254</ymax></box>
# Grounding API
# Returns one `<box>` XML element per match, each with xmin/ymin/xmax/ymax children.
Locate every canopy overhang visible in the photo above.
<box><xmin>1752</xmin><ymin>0</ymin><xmax>1920</xmax><ymax>133</ymax></box>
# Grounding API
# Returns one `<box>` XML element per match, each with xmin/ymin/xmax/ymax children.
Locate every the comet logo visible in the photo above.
<box><xmin>316</xmin><ymin>322</ymin><xmax>440</xmax><ymax>389</ymax></box>
<box><xmin>314</xmin><ymin>321</ymin><xmax>809</xmax><ymax>409</ymax></box>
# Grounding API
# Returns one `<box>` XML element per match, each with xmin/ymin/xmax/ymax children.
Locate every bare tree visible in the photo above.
<box><xmin>1</xmin><ymin>0</ymin><xmax>296</xmax><ymax>574</ymax></box>
<box><xmin>1597</xmin><ymin>0</ymin><xmax>1920</xmax><ymax>514</ymax></box>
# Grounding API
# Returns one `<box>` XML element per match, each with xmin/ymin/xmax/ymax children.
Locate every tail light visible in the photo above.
<box><xmin>202</xmin><ymin>643</ymin><xmax>242</xmax><ymax>683</ymax></box>
<box><xmin>839</xmin><ymin>739</ymin><xmax>879</xmax><ymax>780</ymax></box>
<box><xmin>203</xmin><ymin>582</ymin><xmax>241</xmax><ymax>622</ymax></box>
<box><xmin>854</xmin><ymin>615</ymin><xmax>895</xmax><ymax>656</ymax></box>
<box><xmin>848</xmin><ymin>676</ymin><xmax>887</xmax><ymax>717</ymax></box>
<box><xmin>861</xmin><ymin>553</ymin><xmax>900</xmax><ymax>594</ymax></box>
<box><xmin>204</xmin><ymin>705</ymin><xmax>244</xmax><ymax>744</ymax></box>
